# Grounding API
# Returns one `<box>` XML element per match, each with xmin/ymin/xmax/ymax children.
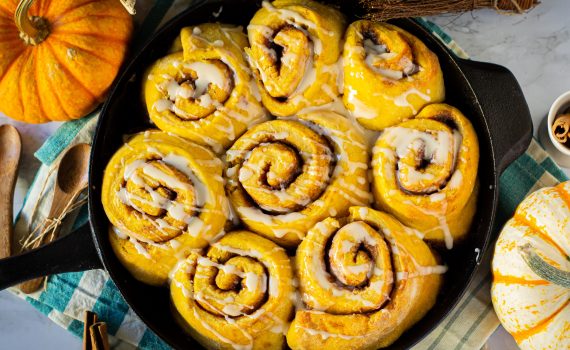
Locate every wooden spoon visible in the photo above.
<box><xmin>19</xmin><ymin>143</ymin><xmax>90</xmax><ymax>293</ymax></box>
<box><xmin>0</xmin><ymin>125</ymin><xmax>21</xmax><ymax>259</ymax></box>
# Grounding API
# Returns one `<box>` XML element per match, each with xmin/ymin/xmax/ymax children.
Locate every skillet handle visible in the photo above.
<box><xmin>0</xmin><ymin>224</ymin><xmax>102</xmax><ymax>290</ymax></box>
<box><xmin>456</xmin><ymin>59</ymin><xmax>533</xmax><ymax>174</ymax></box>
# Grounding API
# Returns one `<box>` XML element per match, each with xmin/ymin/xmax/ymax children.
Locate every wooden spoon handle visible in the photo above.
<box><xmin>0</xmin><ymin>178</ymin><xmax>17</xmax><ymax>259</ymax></box>
<box><xmin>0</xmin><ymin>125</ymin><xmax>21</xmax><ymax>259</ymax></box>
<box><xmin>19</xmin><ymin>189</ymin><xmax>84</xmax><ymax>293</ymax></box>
<box><xmin>19</xmin><ymin>143</ymin><xmax>90</xmax><ymax>294</ymax></box>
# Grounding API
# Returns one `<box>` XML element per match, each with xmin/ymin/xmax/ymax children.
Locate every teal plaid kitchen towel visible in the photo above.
<box><xmin>7</xmin><ymin>9</ymin><xmax>569</xmax><ymax>350</ymax></box>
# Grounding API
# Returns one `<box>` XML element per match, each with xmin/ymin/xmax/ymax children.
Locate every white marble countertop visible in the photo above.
<box><xmin>1</xmin><ymin>0</ymin><xmax>569</xmax><ymax>348</ymax></box>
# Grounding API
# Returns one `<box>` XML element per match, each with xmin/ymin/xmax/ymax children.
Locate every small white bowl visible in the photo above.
<box><xmin>538</xmin><ymin>91</ymin><xmax>570</xmax><ymax>168</ymax></box>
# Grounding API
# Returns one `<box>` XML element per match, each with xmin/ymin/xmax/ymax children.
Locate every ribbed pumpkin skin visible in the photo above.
<box><xmin>0</xmin><ymin>0</ymin><xmax>132</xmax><ymax>123</ymax></box>
<box><xmin>491</xmin><ymin>181</ymin><xmax>570</xmax><ymax>350</ymax></box>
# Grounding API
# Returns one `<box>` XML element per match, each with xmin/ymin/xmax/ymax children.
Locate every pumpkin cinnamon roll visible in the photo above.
<box><xmin>287</xmin><ymin>207</ymin><xmax>444</xmax><ymax>349</ymax></box>
<box><xmin>226</xmin><ymin>111</ymin><xmax>371</xmax><ymax>247</ymax></box>
<box><xmin>171</xmin><ymin>231</ymin><xmax>294</xmax><ymax>350</ymax></box>
<box><xmin>372</xmin><ymin>103</ymin><xmax>479</xmax><ymax>248</ymax></box>
<box><xmin>144</xmin><ymin>23</ymin><xmax>267</xmax><ymax>152</ymax></box>
<box><xmin>102</xmin><ymin>131</ymin><xmax>229</xmax><ymax>285</ymax></box>
<box><xmin>246</xmin><ymin>0</ymin><xmax>346</xmax><ymax>117</ymax></box>
<box><xmin>343</xmin><ymin>20</ymin><xmax>445</xmax><ymax>130</ymax></box>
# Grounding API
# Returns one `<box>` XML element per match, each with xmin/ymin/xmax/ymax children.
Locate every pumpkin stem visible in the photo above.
<box><xmin>519</xmin><ymin>243</ymin><xmax>570</xmax><ymax>289</ymax></box>
<box><xmin>15</xmin><ymin>0</ymin><xmax>49</xmax><ymax>45</ymax></box>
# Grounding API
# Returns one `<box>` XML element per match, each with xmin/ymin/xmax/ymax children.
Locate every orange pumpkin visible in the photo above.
<box><xmin>0</xmin><ymin>0</ymin><xmax>132</xmax><ymax>123</ymax></box>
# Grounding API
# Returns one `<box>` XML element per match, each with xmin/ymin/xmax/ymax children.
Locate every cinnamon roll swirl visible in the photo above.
<box><xmin>101</xmin><ymin>131</ymin><xmax>229</xmax><ymax>285</ymax></box>
<box><xmin>287</xmin><ymin>206</ymin><xmax>444</xmax><ymax>349</ymax></box>
<box><xmin>372</xmin><ymin>103</ymin><xmax>479</xmax><ymax>248</ymax></box>
<box><xmin>144</xmin><ymin>23</ymin><xmax>267</xmax><ymax>152</ymax></box>
<box><xmin>343</xmin><ymin>20</ymin><xmax>445</xmax><ymax>130</ymax></box>
<box><xmin>225</xmin><ymin>111</ymin><xmax>371</xmax><ymax>247</ymax></box>
<box><xmin>246</xmin><ymin>0</ymin><xmax>346</xmax><ymax>117</ymax></box>
<box><xmin>170</xmin><ymin>231</ymin><xmax>294</xmax><ymax>350</ymax></box>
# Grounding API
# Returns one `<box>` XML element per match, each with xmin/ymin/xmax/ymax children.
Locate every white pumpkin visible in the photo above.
<box><xmin>491</xmin><ymin>181</ymin><xmax>570</xmax><ymax>349</ymax></box>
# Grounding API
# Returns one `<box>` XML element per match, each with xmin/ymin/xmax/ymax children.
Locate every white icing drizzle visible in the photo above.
<box><xmin>187</xmin><ymin>61</ymin><xmax>229</xmax><ymax>96</ymax></box>
<box><xmin>369</xmin><ymin>66</ymin><xmax>404</xmax><ymax>80</ymax></box>
<box><xmin>273</xmin><ymin>228</ymin><xmax>305</xmax><ymax>239</ymax></box>
<box><xmin>212</xmin><ymin>5</ymin><xmax>223</xmax><ymax>18</ymax></box>
<box><xmin>130</xmin><ymin>236</ymin><xmax>151</xmax><ymax>259</ymax></box>
<box><xmin>247</xmin><ymin>1</ymin><xmax>332</xmax><ymax>103</ymax></box>
<box><xmin>166</xmin><ymin>79</ymin><xmax>194</xmax><ymax>99</ymax></box>
<box><xmin>237</xmin><ymin>206</ymin><xmax>308</xmax><ymax>226</ymax></box>
<box><xmin>112</xmin><ymin>225</ymin><xmax>128</xmax><ymax>239</ymax></box>
<box><xmin>113</xmin><ymin>223</ymin><xmax>173</xmax><ymax>252</ymax></box>
<box><xmin>174</xmin><ymin>280</ymin><xmax>192</xmax><ymax>298</ymax></box>
<box><xmin>151</xmin><ymin>45</ymin><xmax>266</xmax><ymax>150</ymax></box>
<box><xmin>212</xmin><ymin>243</ymin><xmax>265</xmax><ymax>260</ymax></box>
<box><xmin>261</xmin><ymin>1</ymin><xmax>330</xmax><ymax>55</ymax></box>
<box><xmin>295</xmin><ymin>92</ymin><xmax>347</xmax><ymax>116</ymax></box>
<box><xmin>198</xmin><ymin>256</ymin><xmax>249</xmax><ymax>280</ymax></box>
<box><xmin>153</xmin><ymin>99</ymin><xmax>173</xmax><ymax>113</ymax></box>
<box><xmin>474</xmin><ymin>247</ymin><xmax>481</xmax><ymax>263</ymax></box>
<box><xmin>152</xmin><ymin>60</ymin><xmax>231</xmax><ymax>120</ymax></box>
<box><xmin>195</xmin><ymin>291</ymin><xmax>257</xmax><ymax>342</ymax></box>
<box><xmin>430</xmin><ymin>192</ymin><xmax>446</xmax><ymax>202</ymax></box>
<box><xmin>361</xmin><ymin>38</ymin><xmax>419</xmax><ymax>80</ymax></box>
<box><xmin>335</xmin><ymin>185</ymin><xmax>370</xmax><ymax>207</ymax></box>
<box><xmin>291</xmin><ymin>45</ymin><xmax>317</xmax><ymax>95</ymax></box>
<box><xmin>220</xmin><ymin>26</ymin><xmax>245</xmax><ymax>51</ymax></box>
<box><xmin>114</xmin><ymin>144</ymin><xmax>228</xmax><ymax>257</ymax></box>
<box><xmin>448</xmin><ymin>170</ymin><xmax>463</xmax><ymax>189</ymax></box>
<box><xmin>166</xmin><ymin>234</ymin><xmax>295</xmax><ymax>349</ymax></box>
<box><xmin>392</xmin><ymin>88</ymin><xmax>432</xmax><ymax>114</ymax></box>
<box><xmin>247</xmin><ymin>24</ymin><xmax>273</xmax><ymax>40</ymax></box>
<box><xmin>298</xmin><ymin>211</ymin><xmax>448</xmax><ymax>338</ymax></box>
<box><xmin>382</xmin><ymin>127</ymin><xmax>452</xmax><ymax>166</ymax></box>
<box><xmin>363</xmin><ymin>39</ymin><xmax>387</xmax><ymax>56</ymax></box>
<box><xmin>269</xmin><ymin>277</ymin><xmax>279</xmax><ymax>296</ymax></box>
<box><xmin>261</xmin><ymin>1</ymin><xmax>331</xmax><ymax>36</ymax></box>
<box><xmin>192</xmin><ymin>308</ymin><xmax>252</xmax><ymax>350</ymax></box>
<box><xmin>337</xmin><ymin>179</ymin><xmax>372</xmax><ymax>205</ymax></box>
<box><xmin>297</xmin><ymin>326</ymin><xmax>366</xmax><ymax>340</ymax></box>
<box><xmin>304</xmin><ymin>221</ymin><xmax>395</xmax><ymax>311</ymax></box>
<box><xmin>439</xmin><ymin>215</ymin><xmax>454</xmax><ymax>249</ymax></box>
<box><xmin>413</xmin><ymin>201</ymin><xmax>454</xmax><ymax>249</ymax></box>
<box><xmin>346</xmin><ymin>86</ymin><xmax>378</xmax><ymax>120</ymax></box>
<box><xmin>396</xmin><ymin>263</ymin><xmax>448</xmax><ymax>281</ymax></box>
<box><xmin>380</xmin><ymin>126</ymin><xmax>464</xmax><ymax>192</ymax></box>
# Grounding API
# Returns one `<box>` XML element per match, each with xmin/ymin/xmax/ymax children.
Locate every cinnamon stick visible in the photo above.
<box><xmin>90</xmin><ymin>322</ymin><xmax>110</xmax><ymax>350</ymax></box>
<box><xmin>83</xmin><ymin>311</ymin><xmax>98</xmax><ymax>350</ymax></box>
<box><xmin>553</xmin><ymin>114</ymin><xmax>570</xmax><ymax>145</ymax></box>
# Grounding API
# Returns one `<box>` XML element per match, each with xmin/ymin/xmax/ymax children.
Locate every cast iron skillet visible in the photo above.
<box><xmin>0</xmin><ymin>0</ymin><xmax>533</xmax><ymax>348</ymax></box>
